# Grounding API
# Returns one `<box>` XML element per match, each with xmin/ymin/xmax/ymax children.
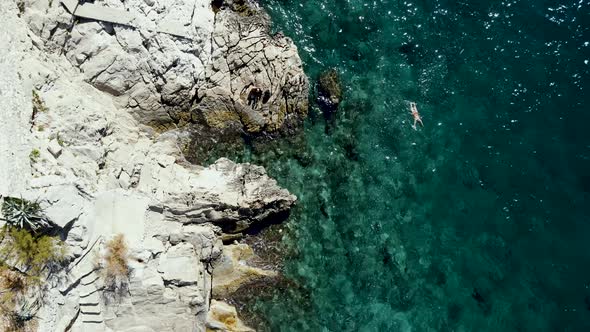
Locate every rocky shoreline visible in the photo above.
<box><xmin>0</xmin><ymin>0</ymin><xmax>308</xmax><ymax>331</ymax></box>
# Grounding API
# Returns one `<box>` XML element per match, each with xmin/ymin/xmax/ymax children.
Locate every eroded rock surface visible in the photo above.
<box><xmin>0</xmin><ymin>1</ymin><xmax>298</xmax><ymax>331</ymax></box>
<box><xmin>207</xmin><ymin>299</ymin><xmax>254</xmax><ymax>332</ymax></box>
<box><xmin>23</xmin><ymin>0</ymin><xmax>309</xmax><ymax>138</ymax></box>
<box><xmin>212</xmin><ymin>243</ymin><xmax>277</xmax><ymax>298</ymax></box>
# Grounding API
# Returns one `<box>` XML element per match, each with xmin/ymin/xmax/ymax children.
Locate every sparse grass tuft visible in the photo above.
<box><xmin>0</xmin><ymin>268</ymin><xmax>27</xmax><ymax>295</ymax></box>
<box><xmin>0</xmin><ymin>299</ymin><xmax>38</xmax><ymax>332</ymax></box>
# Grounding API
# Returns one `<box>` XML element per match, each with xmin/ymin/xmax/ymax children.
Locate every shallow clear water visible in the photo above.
<box><xmin>245</xmin><ymin>0</ymin><xmax>590</xmax><ymax>330</ymax></box>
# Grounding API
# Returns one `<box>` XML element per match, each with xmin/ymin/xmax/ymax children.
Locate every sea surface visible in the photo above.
<box><xmin>244</xmin><ymin>0</ymin><xmax>590</xmax><ymax>330</ymax></box>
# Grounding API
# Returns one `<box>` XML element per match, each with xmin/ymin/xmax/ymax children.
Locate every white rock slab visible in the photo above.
<box><xmin>60</xmin><ymin>0</ymin><xmax>79</xmax><ymax>13</ymax></box>
<box><xmin>74</xmin><ymin>3</ymin><xmax>134</xmax><ymax>27</ymax></box>
<box><xmin>91</xmin><ymin>190</ymin><xmax>148</xmax><ymax>247</ymax></box>
<box><xmin>157</xmin><ymin>242</ymin><xmax>201</xmax><ymax>286</ymax></box>
<box><xmin>0</xmin><ymin>2</ymin><xmax>32</xmax><ymax>196</ymax></box>
<box><xmin>47</xmin><ymin>138</ymin><xmax>63</xmax><ymax>158</ymax></box>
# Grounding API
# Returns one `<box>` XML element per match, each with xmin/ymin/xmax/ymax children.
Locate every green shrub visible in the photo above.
<box><xmin>28</xmin><ymin>150</ymin><xmax>40</xmax><ymax>163</ymax></box>
<box><xmin>0</xmin><ymin>227</ymin><xmax>63</xmax><ymax>331</ymax></box>
<box><xmin>0</xmin><ymin>227</ymin><xmax>64</xmax><ymax>275</ymax></box>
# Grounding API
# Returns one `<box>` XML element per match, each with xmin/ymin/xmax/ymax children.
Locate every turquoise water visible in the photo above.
<box><xmin>246</xmin><ymin>0</ymin><xmax>590</xmax><ymax>330</ymax></box>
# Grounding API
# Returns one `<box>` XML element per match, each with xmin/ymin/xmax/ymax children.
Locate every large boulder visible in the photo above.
<box><xmin>317</xmin><ymin>68</ymin><xmax>342</xmax><ymax>115</ymax></box>
<box><xmin>207</xmin><ymin>300</ymin><xmax>254</xmax><ymax>332</ymax></box>
<box><xmin>23</xmin><ymin>0</ymin><xmax>309</xmax><ymax>139</ymax></box>
<box><xmin>157</xmin><ymin>242</ymin><xmax>203</xmax><ymax>286</ymax></box>
<box><xmin>197</xmin><ymin>5</ymin><xmax>309</xmax><ymax>136</ymax></box>
<box><xmin>138</xmin><ymin>155</ymin><xmax>297</xmax><ymax>233</ymax></box>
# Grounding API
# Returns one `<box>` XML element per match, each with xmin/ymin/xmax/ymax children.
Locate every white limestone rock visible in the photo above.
<box><xmin>23</xmin><ymin>0</ymin><xmax>308</xmax><ymax>135</ymax></box>
<box><xmin>42</xmin><ymin>184</ymin><xmax>90</xmax><ymax>228</ymax></box>
<box><xmin>1</xmin><ymin>1</ymin><xmax>297</xmax><ymax>331</ymax></box>
<box><xmin>197</xmin><ymin>5</ymin><xmax>309</xmax><ymax>134</ymax></box>
<box><xmin>91</xmin><ymin>190</ymin><xmax>149</xmax><ymax>247</ymax></box>
<box><xmin>141</xmin><ymin>155</ymin><xmax>297</xmax><ymax>233</ymax></box>
<box><xmin>0</xmin><ymin>1</ymin><xmax>32</xmax><ymax>197</ymax></box>
<box><xmin>157</xmin><ymin>242</ymin><xmax>203</xmax><ymax>286</ymax></box>
<box><xmin>48</xmin><ymin>138</ymin><xmax>63</xmax><ymax>158</ymax></box>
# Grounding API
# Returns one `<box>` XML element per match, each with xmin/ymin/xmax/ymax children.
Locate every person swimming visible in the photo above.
<box><xmin>410</xmin><ymin>102</ymin><xmax>423</xmax><ymax>130</ymax></box>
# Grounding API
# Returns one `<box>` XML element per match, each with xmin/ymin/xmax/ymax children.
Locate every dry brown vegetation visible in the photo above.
<box><xmin>104</xmin><ymin>234</ymin><xmax>129</xmax><ymax>279</ymax></box>
<box><xmin>0</xmin><ymin>269</ymin><xmax>27</xmax><ymax>295</ymax></box>
<box><xmin>101</xmin><ymin>234</ymin><xmax>130</xmax><ymax>301</ymax></box>
<box><xmin>0</xmin><ymin>300</ymin><xmax>39</xmax><ymax>332</ymax></box>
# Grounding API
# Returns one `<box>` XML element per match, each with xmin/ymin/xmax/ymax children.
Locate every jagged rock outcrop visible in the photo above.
<box><xmin>1</xmin><ymin>1</ymin><xmax>299</xmax><ymax>331</ymax></box>
<box><xmin>207</xmin><ymin>299</ymin><xmax>254</xmax><ymax>332</ymax></box>
<box><xmin>212</xmin><ymin>243</ymin><xmax>277</xmax><ymax>298</ymax></box>
<box><xmin>22</xmin><ymin>0</ymin><xmax>309</xmax><ymax>138</ymax></box>
<box><xmin>317</xmin><ymin>68</ymin><xmax>342</xmax><ymax>115</ymax></box>
<box><xmin>197</xmin><ymin>2</ymin><xmax>309</xmax><ymax>135</ymax></box>
<box><xmin>142</xmin><ymin>157</ymin><xmax>296</xmax><ymax>234</ymax></box>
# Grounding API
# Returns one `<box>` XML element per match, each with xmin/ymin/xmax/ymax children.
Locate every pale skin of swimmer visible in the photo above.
<box><xmin>410</xmin><ymin>102</ymin><xmax>423</xmax><ymax>130</ymax></box>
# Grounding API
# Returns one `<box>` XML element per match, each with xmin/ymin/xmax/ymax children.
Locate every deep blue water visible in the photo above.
<box><xmin>246</xmin><ymin>0</ymin><xmax>590</xmax><ymax>330</ymax></box>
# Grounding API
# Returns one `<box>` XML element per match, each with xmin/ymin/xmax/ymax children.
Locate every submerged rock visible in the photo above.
<box><xmin>317</xmin><ymin>68</ymin><xmax>343</xmax><ymax>115</ymax></box>
<box><xmin>397</xmin><ymin>42</ymin><xmax>422</xmax><ymax>65</ymax></box>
